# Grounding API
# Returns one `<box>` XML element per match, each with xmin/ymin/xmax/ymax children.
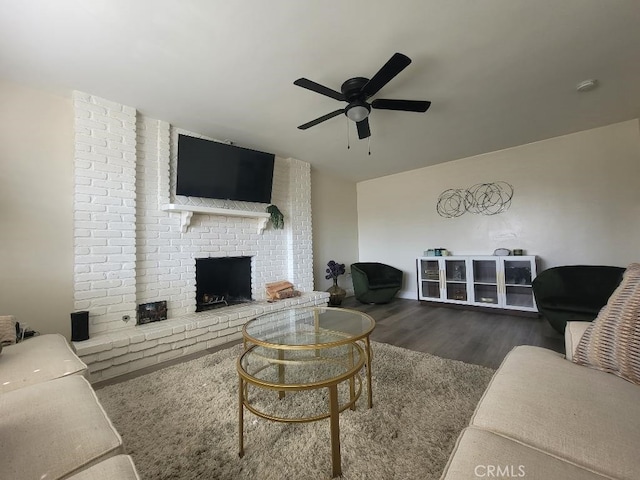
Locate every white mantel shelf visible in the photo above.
<box><xmin>161</xmin><ymin>204</ymin><xmax>271</xmax><ymax>233</ymax></box>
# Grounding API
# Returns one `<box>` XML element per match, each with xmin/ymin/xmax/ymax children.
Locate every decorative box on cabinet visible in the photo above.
<box><xmin>417</xmin><ymin>256</ymin><xmax>538</xmax><ymax>313</ymax></box>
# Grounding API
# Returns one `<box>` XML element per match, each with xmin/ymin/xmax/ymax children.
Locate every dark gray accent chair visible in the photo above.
<box><xmin>532</xmin><ymin>265</ymin><xmax>625</xmax><ymax>333</ymax></box>
<box><xmin>351</xmin><ymin>262</ymin><xmax>403</xmax><ymax>304</ymax></box>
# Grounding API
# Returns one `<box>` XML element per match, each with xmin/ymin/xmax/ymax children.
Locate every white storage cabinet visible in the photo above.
<box><xmin>417</xmin><ymin>255</ymin><xmax>538</xmax><ymax>312</ymax></box>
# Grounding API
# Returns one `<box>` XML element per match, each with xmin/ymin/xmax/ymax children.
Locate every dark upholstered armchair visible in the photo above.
<box><xmin>351</xmin><ymin>262</ymin><xmax>403</xmax><ymax>304</ymax></box>
<box><xmin>532</xmin><ymin>265</ymin><xmax>625</xmax><ymax>333</ymax></box>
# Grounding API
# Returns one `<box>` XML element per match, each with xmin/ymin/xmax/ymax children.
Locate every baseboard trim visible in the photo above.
<box><xmin>418</xmin><ymin>300</ymin><xmax>539</xmax><ymax>318</ymax></box>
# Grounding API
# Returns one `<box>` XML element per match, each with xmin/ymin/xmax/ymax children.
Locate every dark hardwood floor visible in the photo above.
<box><xmin>341</xmin><ymin>296</ymin><xmax>564</xmax><ymax>369</ymax></box>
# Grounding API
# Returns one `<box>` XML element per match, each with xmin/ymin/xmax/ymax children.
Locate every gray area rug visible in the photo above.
<box><xmin>96</xmin><ymin>342</ymin><xmax>494</xmax><ymax>480</ymax></box>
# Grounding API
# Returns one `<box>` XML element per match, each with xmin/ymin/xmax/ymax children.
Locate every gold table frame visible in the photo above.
<box><xmin>237</xmin><ymin>306</ymin><xmax>376</xmax><ymax>478</ymax></box>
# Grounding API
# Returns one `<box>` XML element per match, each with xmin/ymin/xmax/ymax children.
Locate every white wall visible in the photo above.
<box><xmin>311</xmin><ymin>168</ymin><xmax>359</xmax><ymax>295</ymax></box>
<box><xmin>357</xmin><ymin>120</ymin><xmax>640</xmax><ymax>299</ymax></box>
<box><xmin>0</xmin><ymin>80</ymin><xmax>74</xmax><ymax>337</ymax></box>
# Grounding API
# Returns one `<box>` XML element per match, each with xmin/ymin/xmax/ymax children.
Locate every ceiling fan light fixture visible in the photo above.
<box><xmin>345</xmin><ymin>100</ymin><xmax>371</xmax><ymax>122</ymax></box>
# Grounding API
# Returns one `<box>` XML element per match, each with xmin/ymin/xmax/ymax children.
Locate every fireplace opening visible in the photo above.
<box><xmin>195</xmin><ymin>256</ymin><xmax>252</xmax><ymax>312</ymax></box>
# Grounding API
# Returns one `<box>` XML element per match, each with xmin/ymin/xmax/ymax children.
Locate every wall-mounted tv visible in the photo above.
<box><xmin>176</xmin><ymin>134</ymin><xmax>275</xmax><ymax>203</ymax></box>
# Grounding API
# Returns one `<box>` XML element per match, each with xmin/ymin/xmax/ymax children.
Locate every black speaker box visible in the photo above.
<box><xmin>71</xmin><ymin>311</ymin><xmax>89</xmax><ymax>342</ymax></box>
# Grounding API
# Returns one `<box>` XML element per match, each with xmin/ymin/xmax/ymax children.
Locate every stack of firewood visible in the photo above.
<box><xmin>265</xmin><ymin>281</ymin><xmax>301</xmax><ymax>301</ymax></box>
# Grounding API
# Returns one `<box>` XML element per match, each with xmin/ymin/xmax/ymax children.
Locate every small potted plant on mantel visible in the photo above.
<box><xmin>325</xmin><ymin>260</ymin><xmax>346</xmax><ymax>306</ymax></box>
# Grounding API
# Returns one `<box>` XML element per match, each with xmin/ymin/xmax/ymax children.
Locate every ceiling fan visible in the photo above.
<box><xmin>294</xmin><ymin>53</ymin><xmax>431</xmax><ymax>140</ymax></box>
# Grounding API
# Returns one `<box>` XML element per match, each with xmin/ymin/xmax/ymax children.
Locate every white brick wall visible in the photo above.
<box><xmin>287</xmin><ymin>158</ymin><xmax>314</xmax><ymax>292</ymax></box>
<box><xmin>73</xmin><ymin>91</ymin><xmax>316</xmax><ymax>346</ymax></box>
<box><xmin>73</xmin><ymin>93</ymin><xmax>137</xmax><ymax>334</ymax></box>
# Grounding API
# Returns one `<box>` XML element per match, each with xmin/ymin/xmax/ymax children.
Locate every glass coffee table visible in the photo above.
<box><xmin>237</xmin><ymin>306</ymin><xmax>375</xmax><ymax>478</ymax></box>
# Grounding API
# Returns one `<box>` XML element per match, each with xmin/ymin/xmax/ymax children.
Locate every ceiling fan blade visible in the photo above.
<box><xmin>294</xmin><ymin>78</ymin><xmax>345</xmax><ymax>101</ymax></box>
<box><xmin>297</xmin><ymin>109</ymin><xmax>344</xmax><ymax>130</ymax></box>
<box><xmin>361</xmin><ymin>53</ymin><xmax>412</xmax><ymax>98</ymax></box>
<box><xmin>356</xmin><ymin>118</ymin><xmax>371</xmax><ymax>139</ymax></box>
<box><xmin>371</xmin><ymin>99</ymin><xmax>431</xmax><ymax>112</ymax></box>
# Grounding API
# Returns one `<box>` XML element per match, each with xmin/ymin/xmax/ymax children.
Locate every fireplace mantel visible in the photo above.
<box><xmin>161</xmin><ymin>204</ymin><xmax>271</xmax><ymax>233</ymax></box>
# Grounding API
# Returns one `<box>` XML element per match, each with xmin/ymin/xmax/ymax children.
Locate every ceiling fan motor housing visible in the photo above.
<box><xmin>341</xmin><ymin>77</ymin><xmax>370</xmax><ymax>100</ymax></box>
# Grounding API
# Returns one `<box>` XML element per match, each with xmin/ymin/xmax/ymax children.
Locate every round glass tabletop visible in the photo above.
<box><xmin>243</xmin><ymin>306</ymin><xmax>375</xmax><ymax>350</ymax></box>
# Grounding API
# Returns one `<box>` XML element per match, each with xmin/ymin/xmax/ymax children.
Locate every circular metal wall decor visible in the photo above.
<box><xmin>436</xmin><ymin>182</ymin><xmax>513</xmax><ymax>218</ymax></box>
<box><xmin>436</xmin><ymin>189</ymin><xmax>469</xmax><ymax>218</ymax></box>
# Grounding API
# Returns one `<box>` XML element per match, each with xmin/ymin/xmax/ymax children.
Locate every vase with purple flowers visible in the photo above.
<box><xmin>325</xmin><ymin>260</ymin><xmax>346</xmax><ymax>306</ymax></box>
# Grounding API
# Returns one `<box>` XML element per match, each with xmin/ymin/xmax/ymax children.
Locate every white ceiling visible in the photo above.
<box><xmin>2</xmin><ymin>1</ymin><xmax>640</xmax><ymax>182</ymax></box>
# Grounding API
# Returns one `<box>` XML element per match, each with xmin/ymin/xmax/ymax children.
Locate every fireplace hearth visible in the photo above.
<box><xmin>195</xmin><ymin>257</ymin><xmax>252</xmax><ymax>312</ymax></box>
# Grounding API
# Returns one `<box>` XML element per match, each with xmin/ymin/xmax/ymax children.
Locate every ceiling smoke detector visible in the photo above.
<box><xmin>576</xmin><ymin>79</ymin><xmax>598</xmax><ymax>92</ymax></box>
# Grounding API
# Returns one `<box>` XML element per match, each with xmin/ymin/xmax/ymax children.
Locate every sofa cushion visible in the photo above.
<box><xmin>67</xmin><ymin>455</ymin><xmax>140</xmax><ymax>480</ymax></box>
<box><xmin>0</xmin><ymin>333</ymin><xmax>88</xmax><ymax>393</ymax></box>
<box><xmin>440</xmin><ymin>427</ymin><xmax>611</xmax><ymax>480</ymax></box>
<box><xmin>0</xmin><ymin>375</ymin><xmax>124</xmax><ymax>480</ymax></box>
<box><xmin>470</xmin><ymin>345</ymin><xmax>640</xmax><ymax>480</ymax></box>
<box><xmin>564</xmin><ymin>321</ymin><xmax>591</xmax><ymax>362</ymax></box>
<box><xmin>573</xmin><ymin>262</ymin><xmax>640</xmax><ymax>385</ymax></box>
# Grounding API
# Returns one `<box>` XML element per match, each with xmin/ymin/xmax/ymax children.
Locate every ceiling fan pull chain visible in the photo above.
<box><xmin>368</xmin><ymin>135</ymin><xmax>371</xmax><ymax>155</ymax></box>
<box><xmin>346</xmin><ymin>117</ymin><xmax>350</xmax><ymax>150</ymax></box>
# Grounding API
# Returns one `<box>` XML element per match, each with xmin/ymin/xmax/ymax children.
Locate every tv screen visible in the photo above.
<box><xmin>176</xmin><ymin>134</ymin><xmax>275</xmax><ymax>203</ymax></box>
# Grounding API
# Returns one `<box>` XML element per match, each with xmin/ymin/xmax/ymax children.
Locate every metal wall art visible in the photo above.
<box><xmin>436</xmin><ymin>181</ymin><xmax>514</xmax><ymax>218</ymax></box>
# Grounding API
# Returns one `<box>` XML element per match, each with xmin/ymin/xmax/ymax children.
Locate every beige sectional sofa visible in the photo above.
<box><xmin>440</xmin><ymin>321</ymin><xmax>640</xmax><ymax>480</ymax></box>
<box><xmin>0</xmin><ymin>334</ymin><xmax>140</xmax><ymax>480</ymax></box>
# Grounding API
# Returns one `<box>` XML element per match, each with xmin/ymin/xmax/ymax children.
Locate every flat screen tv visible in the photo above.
<box><xmin>176</xmin><ymin>134</ymin><xmax>275</xmax><ymax>203</ymax></box>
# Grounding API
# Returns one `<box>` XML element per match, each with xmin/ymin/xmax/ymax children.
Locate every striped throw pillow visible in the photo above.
<box><xmin>0</xmin><ymin>315</ymin><xmax>17</xmax><ymax>347</ymax></box>
<box><xmin>573</xmin><ymin>263</ymin><xmax>640</xmax><ymax>385</ymax></box>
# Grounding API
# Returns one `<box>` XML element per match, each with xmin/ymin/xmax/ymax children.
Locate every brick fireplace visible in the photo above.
<box><xmin>71</xmin><ymin>92</ymin><xmax>328</xmax><ymax>381</ymax></box>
